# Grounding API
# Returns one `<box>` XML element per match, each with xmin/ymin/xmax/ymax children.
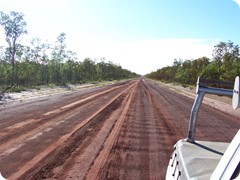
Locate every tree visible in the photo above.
<box><xmin>220</xmin><ymin>53</ymin><xmax>240</xmax><ymax>81</ymax></box>
<box><xmin>30</xmin><ymin>38</ymin><xmax>51</xmax><ymax>84</ymax></box>
<box><xmin>30</xmin><ymin>37</ymin><xmax>42</xmax><ymax>63</ymax></box>
<box><xmin>201</xmin><ymin>61</ymin><xmax>221</xmax><ymax>80</ymax></box>
<box><xmin>51</xmin><ymin>32</ymin><xmax>67</xmax><ymax>83</ymax></box>
<box><xmin>81</xmin><ymin>58</ymin><xmax>97</xmax><ymax>81</ymax></box>
<box><xmin>189</xmin><ymin>57</ymin><xmax>210</xmax><ymax>83</ymax></box>
<box><xmin>0</xmin><ymin>11</ymin><xmax>27</xmax><ymax>85</ymax></box>
<box><xmin>213</xmin><ymin>41</ymin><xmax>239</xmax><ymax>62</ymax></box>
<box><xmin>212</xmin><ymin>41</ymin><xmax>239</xmax><ymax>74</ymax></box>
<box><xmin>0</xmin><ymin>46</ymin><xmax>4</xmax><ymax>60</ymax></box>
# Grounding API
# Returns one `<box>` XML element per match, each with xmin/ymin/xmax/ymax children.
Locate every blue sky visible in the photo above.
<box><xmin>0</xmin><ymin>0</ymin><xmax>240</xmax><ymax>75</ymax></box>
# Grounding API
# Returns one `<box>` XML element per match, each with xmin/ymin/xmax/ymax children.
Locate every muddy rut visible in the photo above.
<box><xmin>0</xmin><ymin>79</ymin><xmax>239</xmax><ymax>180</ymax></box>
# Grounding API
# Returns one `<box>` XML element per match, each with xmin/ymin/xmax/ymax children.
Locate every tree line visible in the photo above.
<box><xmin>146</xmin><ymin>41</ymin><xmax>240</xmax><ymax>85</ymax></box>
<box><xmin>0</xmin><ymin>11</ymin><xmax>138</xmax><ymax>91</ymax></box>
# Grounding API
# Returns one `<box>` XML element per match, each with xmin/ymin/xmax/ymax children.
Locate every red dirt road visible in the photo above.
<box><xmin>0</xmin><ymin>79</ymin><xmax>239</xmax><ymax>180</ymax></box>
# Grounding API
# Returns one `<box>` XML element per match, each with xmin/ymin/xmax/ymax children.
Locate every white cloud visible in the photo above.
<box><xmin>70</xmin><ymin>38</ymin><xmax>215</xmax><ymax>75</ymax></box>
<box><xmin>233</xmin><ymin>0</ymin><xmax>240</xmax><ymax>7</ymax></box>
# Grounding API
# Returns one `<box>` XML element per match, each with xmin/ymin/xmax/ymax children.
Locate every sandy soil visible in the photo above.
<box><xmin>0</xmin><ymin>82</ymin><xmax>114</xmax><ymax>107</ymax></box>
<box><xmin>0</xmin><ymin>79</ymin><xmax>239</xmax><ymax>180</ymax></box>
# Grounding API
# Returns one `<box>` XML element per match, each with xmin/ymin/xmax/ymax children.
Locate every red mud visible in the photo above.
<box><xmin>0</xmin><ymin>79</ymin><xmax>238</xmax><ymax>180</ymax></box>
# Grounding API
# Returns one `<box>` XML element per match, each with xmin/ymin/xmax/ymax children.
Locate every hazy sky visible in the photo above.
<box><xmin>0</xmin><ymin>0</ymin><xmax>240</xmax><ymax>75</ymax></box>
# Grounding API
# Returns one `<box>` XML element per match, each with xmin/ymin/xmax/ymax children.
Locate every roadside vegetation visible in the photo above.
<box><xmin>0</xmin><ymin>11</ymin><xmax>138</xmax><ymax>92</ymax></box>
<box><xmin>146</xmin><ymin>40</ymin><xmax>240</xmax><ymax>86</ymax></box>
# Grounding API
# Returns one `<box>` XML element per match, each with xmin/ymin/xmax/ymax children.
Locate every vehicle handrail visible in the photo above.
<box><xmin>187</xmin><ymin>77</ymin><xmax>236</xmax><ymax>142</ymax></box>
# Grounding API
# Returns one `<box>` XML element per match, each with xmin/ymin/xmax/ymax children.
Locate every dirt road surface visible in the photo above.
<box><xmin>0</xmin><ymin>79</ymin><xmax>239</xmax><ymax>180</ymax></box>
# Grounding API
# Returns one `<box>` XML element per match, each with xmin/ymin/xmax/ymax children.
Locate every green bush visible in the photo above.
<box><xmin>47</xmin><ymin>84</ymin><xmax>56</xmax><ymax>89</ymax></box>
<box><xmin>0</xmin><ymin>85</ymin><xmax>27</xmax><ymax>93</ymax></box>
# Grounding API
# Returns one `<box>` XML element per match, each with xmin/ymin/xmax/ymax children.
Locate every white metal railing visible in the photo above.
<box><xmin>187</xmin><ymin>76</ymin><xmax>239</xmax><ymax>142</ymax></box>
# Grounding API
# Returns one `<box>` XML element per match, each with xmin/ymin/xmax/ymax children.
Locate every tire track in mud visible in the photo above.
<box><xmin>147</xmin><ymin>80</ymin><xmax>239</xmax><ymax>142</ymax></box>
<box><xmin>0</xmin><ymin>82</ymin><xmax>131</xmax><ymax>142</ymax></box>
<box><xmin>0</xmin><ymin>88</ymin><xmax>124</xmax><ymax>162</ymax></box>
<box><xmin>42</xmin><ymin>82</ymin><xmax>138</xmax><ymax>180</ymax></box>
<box><xmin>94</xmin><ymin>80</ymin><xmax>178</xmax><ymax>180</ymax></box>
<box><xmin>0</xmin><ymin>82</ymin><xmax>134</xmax><ymax>156</ymax></box>
<box><xmin>85</xmin><ymin>80</ymin><xmax>138</xmax><ymax>180</ymax></box>
<box><xmin>89</xmin><ymin>78</ymin><xmax>239</xmax><ymax>180</ymax></box>
<box><xmin>1</xmin><ymin>78</ymin><xmax>238</xmax><ymax>180</ymax></box>
<box><xmin>1</xmin><ymin>81</ymin><xmax>136</xmax><ymax>179</ymax></box>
